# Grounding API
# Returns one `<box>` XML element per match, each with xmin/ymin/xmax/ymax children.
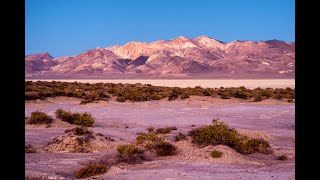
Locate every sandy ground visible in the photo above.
<box><xmin>25</xmin><ymin>97</ymin><xmax>295</xmax><ymax>179</ymax></box>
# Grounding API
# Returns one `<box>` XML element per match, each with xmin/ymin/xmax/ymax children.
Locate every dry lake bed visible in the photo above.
<box><xmin>25</xmin><ymin>95</ymin><xmax>295</xmax><ymax>179</ymax></box>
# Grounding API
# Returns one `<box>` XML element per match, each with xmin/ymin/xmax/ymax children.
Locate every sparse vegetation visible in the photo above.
<box><xmin>155</xmin><ymin>127</ymin><xmax>177</xmax><ymax>134</ymax></box>
<box><xmin>147</xmin><ymin>127</ymin><xmax>155</xmax><ymax>133</ymax></box>
<box><xmin>25</xmin><ymin>81</ymin><xmax>294</xmax><ymax>103</ymax></box>
<box><xmin>189</xmin><ymin>119</ymin><xmax>271</xmax><ymax>154</ymax></box>
<box><xmin>154</xmin><ymin>141</ymin><xmax>177</xmax><ymax>156</ymax></box>
<box><xmin>174</xmin><ymin>132</ymin><xmax>187</xmax><ymax>142</ymax></box>
<box><xmin>75</xmin><ymin>164</ymin><xmax>109</xmax><ymax>178</ymax></box>
<box><xmin>55</xmin><ymin>108</ymin><xmax>95</xmax><ymax>127</ymax></box>
<box><xmin>65</xmin><ymin>127</ymin><xmax>92</xmax><ymax>136</ymax></box>
<box><xmin>27</xmin><ymin>111</ymin><xmax>53</xmax><ymax>124</ymax></box>
<box><xmin>116</xmin><ymin>144</ymin><xmax>146</xmax><ymax>163</ymax></box>
<box><xmin>276</xmin><ymin>155</ymin><xmax>288</xmax><ymax>161</ymax></box>
<box><xmin>25</xmin><ymin>144</ymin><xmax>36</xmax><ymax>153</ymax></box>
<box><xmin>211</xmin><ymin>150</ymin><xmax>223</xmax><ymax>158</ymax></box>
<box><xmin>135</xmin><ymin>132</ymin><xmax>163</xmax><ymax>149</ymax></box>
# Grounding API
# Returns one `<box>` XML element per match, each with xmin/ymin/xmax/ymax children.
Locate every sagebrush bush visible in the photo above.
<box><xmin>276</xmin><ymin>155</ymin><xmax>288</xmax><ymax>161</ymax></box>
<box><xmin>27</xmin><ymin>111</ymin><xmax>53</xmax><ymax>124</ymax></box>
<box><xmin>75</xmin><ymin>164</ymin><xmax>108</xmax><ymax>178</ymax></box>
<box><xmin>146</xmin><ymin>127</ymin><xmax>155</xmax><ymax>133</ymax></box>
<box><xmin>65</xmin><ymin>127</ymin><xmax>92</xmax><ymax>136</ymax></box>
<box><xmin>235</xmin><ymin>138</ymin><xmax>271</xmax><ymax>154</ymax></box>
<box><xmin>25</xmin><ymin>144</ymin><xmax>36</xmax><ymax>153</ymax></box>
<box><xmin>116</xmin><ymin>144</ymin><xmax>145</xmax><ymax>163</ymax></box>
<box><xmin>154</xmin><ymin>141</ymin><xmax>177</xmax><ymax>156</ymax></box>
<box><xmin>155</xmin><ymin>127</ymin><xmax>177</xmax><ymax>134</ymax></box>
<box><xmin>189</xmin><ymin>121</ymin><xmax>239</xmax><ymax>146</ymax></box>
<box><xmin>189</xmin><ymin>119</ymin><xmax>271</xmax><ymax>154</ymax></box>
<box><xmin>135</xmin><ymin>131</ymin><xmax>178</xmax><ymax>156</ymax></box>
<box><xmin>135</xmin><ymin>132</ymin><xmax>163</xmax><ymax>149</ymax></box>
<box><xmin>174</xmin><ymin>132</ymin><xmax>187</xmax><ymax>142</ymax></box>
<box><xmin>55</xmin><ymin>108</ymin><xmax>95</xmax><ymax>127</ymax></box>
<box><xmin>211</xmin><ymin>150</ymin><xmax>223</xmax><ymax>158</ymax></box>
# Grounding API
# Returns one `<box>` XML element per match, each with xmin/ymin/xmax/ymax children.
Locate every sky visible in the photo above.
<box><xmin>26</xmin><ymin>0</ymin><xmax>295</xmax><ymax>57</ymax></box>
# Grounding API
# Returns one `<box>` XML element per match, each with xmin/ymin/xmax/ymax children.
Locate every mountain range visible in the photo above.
<box><xmin>25</xmin><ymin>35</ymin><xmax>295</xmax><ymax>79</ymax></box>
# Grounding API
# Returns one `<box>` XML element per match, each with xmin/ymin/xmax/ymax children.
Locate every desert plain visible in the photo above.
<box><xmin>25</xmin><ymin>81</ymin><xmax>294</xmax><ymax>180</ymax></box>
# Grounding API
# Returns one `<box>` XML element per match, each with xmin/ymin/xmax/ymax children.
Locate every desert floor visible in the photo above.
<box><xmin>25</xmin><ymin>96</ymin><xmax>295</xmax><ymax>179</ymax></box>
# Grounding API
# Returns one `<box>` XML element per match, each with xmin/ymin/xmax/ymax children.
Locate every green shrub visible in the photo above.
<box><xmin>253</xmin><ymin>95</ymin><xmax>263</xmax><ymax>102</ymax></box>
<box><xmin>219</xmin><ymin>91</ymin><xmax>231</xmax><ymax>99</ymax></box>
<box><xmin>116</xmin><ymin>144</ymin><xmax>145</xmax><ymax>163</ymax></box>
<box><xmin>65</xmin><ymin>127</ymin><xmax>92</xmax><ymax>136</ymax></box>
<box><xmin>27</xmin><ymin>111</ymin><xmax>53</xmax><ymax>124</ymax></box>
<box><xmin>80</xmin><ymin>99</ymin><xmax>95</xmax><ymax>104</ymax></box>
<box><xmin>287</xmin><ymin>99</ymin><xmax>294</xmax><ymax>103</ymax></box>
<box><xmin>154</xmin><ymin>141</ymin><xmax>177</xmax><ymax>156</ymax></box>
<box><xmin>146</xmin><ymin>127</ymin><xmax>155</xmax><ymax>133</ymax></box>
<box><xmin>189</xmin><ymin>119</ymin><xmax>271</xmax><ymax>154</ymax></box>
<box><xmin>75</xmin><ymin>164</ymin><xmax>108</xmax><ymax>178</ymax></box>
<box><xmin>116</xmin><ymin>96</ymin><xmax>126</xmax><ymax>102</ymax></box>
<box><xmin>276</xmin><ymin>155</ymin><xmax>288</xmax><ymax>161</ymax></box>
<box><xmin>155</xmin><ymin>127</ymin><xmax>177</xmax><ymax>134</ymax></box>
<box><xmin>211</xmin><ymin>150</ymin><xmax>223</xmax><ymax>158</ymax></box>
<box><xmin>189</xmin><ymin>121</ymin><xmax>239</xmax><ymax>146</ymax></box>
<box><xmin>174</xmin><ymin>132</ymin><xmax>187</xmax><ymax>142</ymax></box>
<box><xmin>135</xmin><ymin>132</ymin><xmax>163</xmax><ymax>149</ymax></box>
<box><xmin>55</xmin><ymin>109</ymin><xmax>95</xmax><ymax>127</ymax></box>
<box><xmin>233</xmin><ymin>138</ymin><xmax>270</xmax><ymax>154</ymax></box>
<box><xmin>25</xmin><ymin>144</ymin><xmax>36</xmax><ymax>153</ymax></box>
<box><xmin>180</xmin><ymin>93</ymin><xmax>190</xmax><ymax>100</ymax></box>
<box><xmin>168</xmin><ymin>93</ymin><xmax>179</xmax><ymax>101</ymax></box>
<box><xmin>117</xmin><ymin>144</ymin><xmax>139</xmax><ymax>156</ymax></box>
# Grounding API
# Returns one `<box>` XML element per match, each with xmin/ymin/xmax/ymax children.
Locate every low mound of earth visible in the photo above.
<box><xmin>165</xmin><ymin>138</ymin><xmax>262</xmax><ymax>165</ymax></box>
<box><xmin>42</xmin><ymin>129</ymin><xmax>124</xmax><ymax>153</ymax></box>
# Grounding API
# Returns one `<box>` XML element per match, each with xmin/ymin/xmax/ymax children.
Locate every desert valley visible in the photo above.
<box><xmin>25</xmin><ymin>31</ymin><xmax>295</xmax><ymax>180</ymax></box>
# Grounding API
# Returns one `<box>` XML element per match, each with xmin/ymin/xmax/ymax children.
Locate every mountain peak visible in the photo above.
<box><xmin>171</xmin><ymin>36</ymin><xmax>190</xmax><ymax>41</ymax></box>
<box><xmin>25</xmin><ymin>52</ymin><xmax>53</xmax><ymax>61</ymax></box>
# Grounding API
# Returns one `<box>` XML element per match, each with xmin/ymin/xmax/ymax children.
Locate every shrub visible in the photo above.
<box><xmin>25</xmin><ymin>144</ymin><xmax>36</xmax><ymax>153</ymax></box>
<box><xmin>180</xmin><ymin>93</ymin><xmax>190</xmax><ymax>100</ymax></box>
<box><xmin>253</xmin><ymin>95</ymin><xmax>263</xmax><ymax>102</ymax></box>
<box><xmin>65</xmin><ymin>127</ymin><xmax>92</xmax><ymax>136</ymax></box>
<box><xmin>211</xmin><ymin>150</ymin><xmax>223</xmax><ymax>158</ymax></box>
<box><xmin>168</xmin><ymin>93</ymin><xmax>179</xmax><ymax>101</ymax></box>
<box><xmin>154</xmin><ymin>141</ymin><xmax>177</xmax><ymax>156</ymax></box>
<box><xmin>146</xmin><ymin>127</ymin><xmax>155</xmax><ymax>133</ymax></box>
<box><xmin>189</xmin><ymin>119</ymin><xmax>271</xmax><ymax>154</ymax></box>
<box><xmin>155</xmin><ymin>127</ymin><xmax>177</xmax><ymax>134</ymax></box>
<box><xmin>189</xmin><ymin>121</ymin><xmax>239</xmax><ymax>146</ymax></box>
<box><xmin>116</xmin><ymin>96</ymin><xmax>126</xmax><ymax>102</ymax></box>
<box><xmin>276</xmin><ymin>155</ymin><xmax>288</xmax><ymax>161</ymax></box>
<box><xmin>80</xmin><ymin>99</ymin><xmax>95</xmax><ymax>104</ymax></box>
<box><xmin>55</xmin><ymin>109</ymin><xmax>95</xmax><ymax>127</ymax></box>
<box><xmin>116</xmin><ymin>144</ymin><xmax>145</xmax><ymax>163</ymax></box>
<box><xmin>236</xmin><ymin>138</ymin><xmax>271</xmax><ymax>154</ymax></box>
<box><xmin>174</xmin><ymin>132</ymin><xmax>187</xmax><ymax>142</ymax></box>
<box><xmin>27</xmin><ymin>111</ymin><xmax>53</xmax><ymax>124</ymax></box>
<box><xmin>219</xmin><ymin>91</ymin><xmax>231</xmax><ymax>99</ymax></box>
<box><xmin>135</xmin><ymin>132</ymin><xmax>163</xmax><ymax>149</ymax></box>
<box><xmin>75</xmin><ymin>164</ymin><xmax>108</xmax><ymax>178</ymax></box>
<box><xmin>287</xmin><ymin>99</ymin><xmax>294</xmax><ymax>103</ymax></box>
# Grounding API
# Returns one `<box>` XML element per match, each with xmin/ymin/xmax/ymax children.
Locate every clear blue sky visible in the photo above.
<box><xmin>26</xmin><ymin>0</ymin><xmax>295</xmax><ymax>57</ymax></box>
